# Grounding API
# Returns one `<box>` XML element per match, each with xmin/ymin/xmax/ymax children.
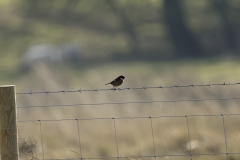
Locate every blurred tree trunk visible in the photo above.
<box><xmin>108</xmin><ymin>0</ymin><xmax>141</xmax><ymax>57</ymax></box>
<box><xmin>163</xmin><ymin>0</ymin><xmax>202</xmax><ymax>58</ymax></box>
<box><xmin>212</xmin><ymin>0</ymin><xmax>238</xmax><ymax>53</ymax></box>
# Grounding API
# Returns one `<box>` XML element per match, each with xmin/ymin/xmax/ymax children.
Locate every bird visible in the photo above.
<box><xmin>105</xmin><ymin>75</ymin><xmax>125</xmax><ymax>88</ymax></box>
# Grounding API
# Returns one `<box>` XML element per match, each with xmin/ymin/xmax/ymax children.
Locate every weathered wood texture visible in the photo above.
<box><xmin>0</xmin><ymin>86</ymin><xmax>19</xmax><ymax>160</ymax></box>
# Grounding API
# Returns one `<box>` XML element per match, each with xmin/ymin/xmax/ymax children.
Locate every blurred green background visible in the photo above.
<box><xmin>1</xmin><ymin>0</ymin><xmax>240</xmax><ymax>160</ymax></box>
<box><xmin>1</xmin><ymin>0</ymin><xmax>240</xmax><ymax>77</ymax></box>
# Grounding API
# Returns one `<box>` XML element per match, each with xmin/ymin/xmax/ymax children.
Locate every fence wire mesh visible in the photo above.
<box><xmin>17</xmin><ymin>114</ymin><xmax>240</xmax><ymax>160</ymax></box>
<box><xmin>16</xmin><ymin>82</ymin><xmax>240</xmax><ymax>160</ymax></box>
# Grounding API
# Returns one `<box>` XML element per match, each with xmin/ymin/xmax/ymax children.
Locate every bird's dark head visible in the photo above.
<box><xmin>119</xmin><ymin>75</ymin><xmax>125</xmax><ymax>79</ymax></box>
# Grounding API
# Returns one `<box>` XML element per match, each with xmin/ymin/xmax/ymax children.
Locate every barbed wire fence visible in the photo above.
<box><xmin>1</xmin><ymin>82</ymin><xmax>240</xmax><ymax>160</ymax></box>
<box><xmin>16</xmin><ymin>82</ymin><xmax>240</xmax><ymax>95</ymax></box>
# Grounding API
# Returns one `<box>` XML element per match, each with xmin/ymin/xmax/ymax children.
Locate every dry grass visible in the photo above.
<box><xmin>16</xmin><ymin>60</ymin><xmax>240</xmax><ymax>160</ymax></box>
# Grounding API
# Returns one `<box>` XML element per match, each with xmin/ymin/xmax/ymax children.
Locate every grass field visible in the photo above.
<box><xmin>2</xmin><ymin>59</ymin><xmax>240</xmax><ymax>160</ymax></box>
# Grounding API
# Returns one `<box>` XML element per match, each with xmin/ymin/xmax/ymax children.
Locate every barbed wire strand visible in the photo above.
<box><xmin>17</xmin><ymin>97</ymin><xmax>240</xmax><ymax>109</ymax></box>
<box><xmin>16</xmin><ymin>82</ymin><xmax>240</xmax><ymax>95</ymax></box>
<box><xmin>221</xmin><ymin>114</ymin><xmax>229</xmax><ymax>160</ymax></box>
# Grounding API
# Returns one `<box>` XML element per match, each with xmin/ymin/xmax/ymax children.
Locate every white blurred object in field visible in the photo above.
<box><xmin>184</xmin><ymin>140</ymin><xmax>199</xmax><ymax>151</ymax></box>
<box><xmin>21</xmin><ymin>43</ymin><xmax>83</xmax><ymax>71</ymax></box>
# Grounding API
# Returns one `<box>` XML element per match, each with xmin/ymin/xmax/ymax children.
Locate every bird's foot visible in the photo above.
<box><xmin>112</xmin><ymin>87</ymin><xmax>117</xmax><ymax>92</ymax></box>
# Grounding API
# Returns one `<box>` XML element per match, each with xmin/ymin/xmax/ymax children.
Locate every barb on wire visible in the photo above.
<box><xmin>16</xmin><ymin>82</ymin><xmax>240</xmax><ymax>95</ymax></box>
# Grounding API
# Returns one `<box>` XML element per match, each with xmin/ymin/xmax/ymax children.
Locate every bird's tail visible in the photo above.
<box><xmin>105</xmin><ymin>83</ymin><xmax>111</xmax><ymax>85</ymax></box>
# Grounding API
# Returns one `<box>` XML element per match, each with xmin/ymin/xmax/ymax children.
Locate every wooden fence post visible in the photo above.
<box><xmin>0</xmin><ymin>85</ymin><xmax>19</xmax><ymax>160</ymax></box>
